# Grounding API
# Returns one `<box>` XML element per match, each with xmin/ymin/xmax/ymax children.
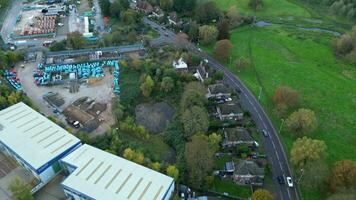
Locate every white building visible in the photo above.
<box><xmin>60</xmin><ymin>144</ymin><xmax>175</xmax><ymax>200</ymax></box>
<box><xmin>173</xmin><ymin>57</ymin><xmax>188</xmax><ymax>72</ymax></box>
<box><xmin>0</xmin><ymin>102</ymin><xmax>82</xmax><ymax>192</ymax></box>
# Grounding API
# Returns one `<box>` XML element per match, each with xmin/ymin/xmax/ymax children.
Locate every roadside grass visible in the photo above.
<box><xmin>210</xmin><ymin>178</ymin><xmax>252</xmax><ymax>198</ymax></box>
<box><xmin>202</xmin><ymin>25</ymin><xmax>356</xmax><ymax>199</ymax></box>
<box><xmin>198</xmin><ymin>0</ymin><xmax>310</xmax><ymax>18</ymax></box>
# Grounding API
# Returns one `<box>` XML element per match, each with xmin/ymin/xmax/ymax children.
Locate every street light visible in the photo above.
<box><xmin>258</xmin><ymin>86</ymin><xmax>262</xmax><ymax>101</ymax></box>
<box><xmin>279</xmin><ymin>119</ymin><xmax>285</xmax><ymax>133</ymax></box>
<box><xmin>297</xmin><ymin>168</ymin><xmax>304</xmax><ymax>183</ymax></box>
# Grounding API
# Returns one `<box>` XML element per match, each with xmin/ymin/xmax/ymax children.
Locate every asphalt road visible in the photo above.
<box><xmin>143</xmin><ymin>17</ymin><xmax>301</xmax><ymax>200</ymax></box>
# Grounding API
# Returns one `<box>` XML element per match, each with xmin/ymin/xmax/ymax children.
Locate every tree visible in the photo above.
<box><xmin>160</xmin><ymin>0</ymin><xmax>173</xmax><ymax>11</ymax></box>
<box><xmin>181</xmin><ymin>106</ymin><xmax>209</xmax><ymax>137</ymax></box>
<box><xmin>227</xmin><ymin>6</ymin><xmax>243</xmax><ymax>27</ymax></box>
<box><xmin>208</xmin><ymin>133</ymin><xmax>222</xmax><ymax>153</ymax></box>
<box><xmin>150</xmin><ymin>162</ymin><xmax>161</xmax><ymax>171</ymax></box>
<box><xmin>173</xmin><ymin>0</ymin><xmax>197</xmax><ymax>13</ymax></box>
<box><xmin>67</xmin><ymin>31</ymin><xmax>86</xmax><ymax>50</ymax></box>
<box><xmin>110</xmin><ymin>0</ymin><xmax>122</xmax><ymax>18</ymax></box>
<box><xmin>214</xmin><ymin>39</ymin><xmax>233</xmax><ymax>62</ymax></box>
<box><xmin>195</xmin><ymin>1</ymin><xmax>221</xmax><ymax>24</ymax></box>
<box><xmin>285</xmin><ymin>108</ymin><xmax>317</xmax><ymax>136</ymax></box>
<box><xmin>180</xmin><ymin>82</ymin><xmax>206</xmax><ymax>110</ymax></box>
<box><xmin>188</xmin><ymin>21</ymin><xmax>199</xmax><ymax>42</ymax></box>
<box><xmin>166</xmin><ymin>165</ymin><xmax>179</xmax><ymax>180</ymax></box>
<box><xmin>327</xmin><ymin>190</ymin><xmax>356</xmax><ymax>200</ymax></box>
<box><xmin>234</xmin><ymin>57</ymin><xmax>251</xmax><ymax>70</ymax></box>
<box><xmin>123</xmin><ymin>148</ymin><xmax>135</xmax><ymax>160</ymax></box>
<box><xmin>199</xmin><ymin>25</ymin><xmax>218</xmax><ymax>45</ymax></box>
<box><xmin>8</xmin><ymin>177</ymin><xmax>34</xmax><ymax>200</ymax></box>
<box><xmin>161</xmin><ymin>76</ymin><xmax>174</xmax><ymax>93</ymax></box>
<box><xmin>121</xmin><ymin>9</ymin><xmax>139</xmax><ymax>24</ymax></box>
<box><xmin>291</xmin><ymin>137</ymin><xmax>327</xmax><ymax>168</ymax></box>
<box><xmin>100</xmin><ymin>0</ymin><xmax>111</xmax><ymax>16</ymax></box>
<box><xmin>273</xmin><ymin>86</ymin><xmax>299</xmax><ymax>114</ymax></box>
<box><xmin>217</xmin><ymin>18</ymin><xmax>230</xmax><ymax>40</ymax></box>
<box><xmin>127</xmin><ymin>31</ymin><xmax>137</xmax><ymax>43</ymax></box>
<box><xmin>328</xmin><ymin>160</ymin><xmax>356</xmax><ymax>193</ymax></box>
<box><xmin>140</xmin><ymin>75</ymin><xmax>155</xmax><ymax>97</ymax></box>
<box><xmin>300</xmin><ymin>160</ymin><xmax>329</xmax><ymax>189</ymax></box>
<box><xmin>248</xmin><ymin>0</ymin><xmax>264</xmax><ymax>11</ymax></box>
<box><xmin>185</xmin><ymin>135</ymin><xmax>214</xmax><ymax>188</ymax></box>
<box><xmin>252</xmin><ymin>189</ymin><xmax>274</xmax><ymax>200</ymax></box>
<box><xmin>174</xmin><ymin>32</ymin><xmax>189</xmax><ymax>49</ymax></box>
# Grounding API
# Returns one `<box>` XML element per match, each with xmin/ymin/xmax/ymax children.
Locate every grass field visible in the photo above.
<box><xmin>199</xmin><ymin>0</ymin><xmax>310</xmax><ymax>19</ymax></box>
<box><xmin>210</xmin><ymin>179</ymin><xmax>252</xmax><ymax>198</ymax></box>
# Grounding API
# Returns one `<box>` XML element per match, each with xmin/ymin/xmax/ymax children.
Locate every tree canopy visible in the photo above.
<box><xmin>291</xmin><ymin>137</ymin><xmax>327</xmax><ymax>168</ymax></box>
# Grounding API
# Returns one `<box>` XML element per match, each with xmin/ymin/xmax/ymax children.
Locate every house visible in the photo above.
<box><xmin>0</xmin><ymin>102</ymin><xmax>81</xmax><ymax>193</ymax></box>
<box><xmin>194</xmin><ymin>62</ymin><xmax>209</xmax><ymax>82</ymax></box>
<box><xmin>152</xmin><ymin>6</ymin><xmax>164</xmax><ymax>18</ymax></box>
<box><xmin>206</xmin><ymin>83</ymin><xmax>232</xmax><ymax>99</ymax></box>
<box><xmin>222</xmin><ymin>128</ymin><xmax>257</xmax><ymax>148</ymax></box>
<box><xmin>224</xmin><ymin>161</ymin><xmax>235</xmax><ymax>173</ymax></box>
<box><xmin>136</xmin><ymin>1</ymin><xmax>153</xmax><ymax>14</ymax></box>
<box><xmin>216</xmin><ymin>102</ymin><xmax>244</xmax><ymax>121</ymax></box>
<box><xmin>173</xmin><ymin>57</ymin><xmax>188</xmax><ymax>72</ymax></box>
<box><xmin>168</xmin><ymin>12</ymin><xmax>181</xmax><ymax>26</ymax></box>
<box><xmin>233</xmin><ymin>159</ymin><xmax>265</xmax><ymax>185</ymax></box>
<box><xmin>60</xmin><ymin>144</ymin><xmax>175</xmax><ymax>200</ymax></box>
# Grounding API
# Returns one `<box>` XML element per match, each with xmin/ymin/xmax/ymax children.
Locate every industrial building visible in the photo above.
<box><xmin>60</xmin><ymin>144</ymin><xmax>175</xmax><ymax>200</ymax></box>
<box><xmin>0</xmin><ymin>102</ymin><xmax>81</xmax><ymax>192</ymax></box>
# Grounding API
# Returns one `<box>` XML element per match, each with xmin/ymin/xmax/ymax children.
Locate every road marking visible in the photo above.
<box><xmin>287</xmin><ymin>188</ymin><xmax>291</xmax><ymax>199</ymax></box>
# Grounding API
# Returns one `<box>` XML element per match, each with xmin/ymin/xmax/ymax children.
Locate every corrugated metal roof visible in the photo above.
<box><xmin>61</xmin><ymin>144</ymin><xmax>174</xmax><ymax>200</ymax></box>
<box><xmin>0</xmin><ymin>102</ymin><xmax>81</xmax><ymax>171</ymax></box>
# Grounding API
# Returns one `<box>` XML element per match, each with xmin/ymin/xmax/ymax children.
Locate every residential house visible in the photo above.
<box><xmin>206</xmin><ymin>83</ymin><xmax>232</xmax><ymax>99</ymax></box>
<box><xmin>222</xmin><ymin>127</ymin><xmax>257</xmax><ymax>148</ymax></box>
<box><xmin>216</xmin><ymin>102</ymin><xmax>244</xmax><ymax>121</ymax></box>
<box><xmin>194</xmin><ymin>62</ymin><xmax>209</xmax><ymax>82</ymax></box>
<box><xmin>233</xmin><ymin>159</ymin><xmax>265</xmax><ymax>185</ymax></box>
<box><xmin>168</xmin><ymin>12</ymin><xmax>181</xmax><ymax>26</ymax></box>
<box><xmin>224</xmin><ymin>161</ymin><xmax>235</xmax><ymax>174</ymax></box>
<box><xmin>136</xmin><ymin>1</ymin><xmax>153</xmax><ymax>14</ymax></box>
<box><xmin>152</xmin><ymin>6</ymin><xmax>164</xmax><ymax>18</ymax></box>
<box><xmin>173</xmin><ymin>57</ymin><xmax>188</xmax><ymax>72</ymax></box>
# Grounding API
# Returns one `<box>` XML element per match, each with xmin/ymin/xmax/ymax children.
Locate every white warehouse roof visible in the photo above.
<box><xmin>0</xmin><ymin>102</ymin><xmax>81</xmax><ymax>172</ymax></box>
<box><xmin>61</xmin><ymin>144</ymin><xmax>174</xmax><ymax>200</ymax></box>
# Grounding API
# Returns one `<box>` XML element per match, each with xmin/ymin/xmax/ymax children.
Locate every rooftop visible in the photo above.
<box><xmin>208</xmin><ymin>83</ymin><xmax>231</xmax><ymax>95</ymax></box>
<box><xmin>218</xmin><ymin>103</ymin><xmax>243</xmax><ymax>115</ymax></box>
<box><xmin>0</xmin><ymin>102</ymin><xmax>81</xmax><ymax>172</ymax></box>
<box><xmin>61</xmin><ymin>144</ymin><xmax>174</xmax><ymax>200</ymax></box>
<box><xmin>235</xmin><ymin>160</ymin><xmax>264</xmax><ymax>176</ymax></box>
<box><xmin>224</xmin><ymin>128</ymin><xmax>254</xmax><ymax>142</ymax></box>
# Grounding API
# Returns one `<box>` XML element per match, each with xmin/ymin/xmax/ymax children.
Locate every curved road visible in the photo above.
<box><xmin>144</xmin><ymin>17</ymin><xmax>301</xmax><ymax>200</ymax></box>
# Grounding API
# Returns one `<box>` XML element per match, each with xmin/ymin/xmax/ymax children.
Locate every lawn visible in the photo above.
<box><xmin>202</xmin><ymin>24</ymin><xmax>356</xmax><ymax>199</ymax></box>
<box><xmin>210</xmin><ymin>179</ymin><xmax>252</xmax><ymax>198</ymax></box>
<box><xmin>198</xmin><ymin>0</ymin><xmax>310</xmax><ymax>19</ymax></box>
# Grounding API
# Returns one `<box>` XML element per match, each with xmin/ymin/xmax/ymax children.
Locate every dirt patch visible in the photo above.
<box><xmin>63</xmin><ymin>105</ymin><xmax>94</xmax><ymax>124</ymax></box>
<box><xmin>135</xmin><ymin>102</ymin><xmax>174</xmax><ymax>133</ymax></box>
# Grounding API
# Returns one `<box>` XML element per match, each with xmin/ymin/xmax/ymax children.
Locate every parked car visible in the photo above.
<box><xmin>262</xmin><ymin>129</ymin><xmax>269</xmax><ymax>137</ymax></box>
<box><xmin>277</xmin><ymin>176</ymin><xmax>285</xmax><ymax>184</ymax></box>
<box><xmin>66</xmin><ymin>118</ymin><xmax>80</xmax><ymax>128</ymax></box>
<box><xmin>286</xmin><ymin>177</ymin><xmax>293</xmax><ymax>187</ymax></box>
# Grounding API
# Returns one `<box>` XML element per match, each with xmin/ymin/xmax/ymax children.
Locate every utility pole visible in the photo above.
<box><xmin>297</xmin><ymin>168</ymin><xmax>304</xmax><ymax>183</ymax></box>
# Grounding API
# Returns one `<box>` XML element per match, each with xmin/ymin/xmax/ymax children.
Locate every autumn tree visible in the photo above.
<box><xmin>199</xmin><ymin>25</ymin><xmax>218</xmax><ymax>44</ymax></box>
<box><xmin>327</xmin><ymin>190</ymin><xmax>356</xmax><ymax>200</ymax></box>
<box><xmin>227</xmin><ymin>6</ymin><xmax>243</xmax><ymax>28</ymax></box>
<box><xmin>181</xmin><ymin>106</ymin><xmax>209</xmax><ymax>137</ymax></box>
<box><xmin>166</xmin><ymin>165</ymin><xmax>179</xmax><ymax>180</ymax></box>
<box><xmin>252</xmin><ymin>189</ymin><xmax>274</xmax><ymax>200</ymax></box>
<box><xmin>174</xmin><ymin>32</ymin><xmax>189</xmax><ymax>50</ymax></box>
<box><xmin>291</xmin><ymin>137</ymin><xmax>327</xmax><ymax>168</ymax></box>
<box><xmin>248</xmin><ymin>0</ymin><xmax>264</xmax><ymax>11</ymax></box>
<box><xmin>328</xmin><ymin>160</ymin><xmax>356</xmax><ymax>193</ymax></box>
<box><xmin>185</xmin><ymin>135</ymin><xmax>214</xmax><ymax>188</ymax></box>
<box><xmin>273</xmin><ymin>86</ymin><xmax>299</xmax><ymax>114</ymax></box>
<box><xmin>123</xmin><ymin>148</ymin><xmax>145</xmax><ymax>164</ymax></box>
<box><xmin>150</xmin><ymin>162</ymin><xmax>161</xmax><ymax>171</ymax></box>
<box><xmin>285</xmin><ymin>108</ymin><xmax>317</xmax><ymax>136</ymax></box>
<box><xmin>140</xmin><ymin>75</ymin><xmax>155</xmax><ymax>97</ymax></box>
<box><xmin>214</xmin><ymin>39</ymin><xmax>233</xmax><ymax>62</ymax></box>
<box><xmin>8</xmin><ymin>177</ymin><xmax>34</xmax><ymax>200</ymax></box>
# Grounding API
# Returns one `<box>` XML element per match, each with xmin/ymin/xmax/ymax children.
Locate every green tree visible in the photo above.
<box><xmin>67</xmin><ymin>31</ymin><xmax>86</xmax><ymax>50</ymax></box>
<box><xmin>199</xmin><ymin>25</ymin><xmax>218</xmax><ymax>44</ymax></box>
<box><xmin>285</xmin><ymin>108</ymin><xmax>317</xmax><ymax>136</ymax></box>
<box><xmin>150</xmin><ymin>162</ymin><xmax>161</xmax><ymax>171</ymax></box>
<box><xmin>217</xmin><ymin>18</ymin><xmax>230</xmax><ymax>40</ymax></box>
<box><xmin>166</xmin><ymin>165</ymin><xmax>179</xmax><ymax>180</ymax></box>
<box><xmin>160</xmin><ymin>77</ymin><xmax>174</xmax><ymax>93</ymax></box>
<box><xmin>99</xmin><ymin>0</ymin><xmax>111</xmax><ymax>16</ymax></box>
<box><xmin>160</xmin><ymin>0</ymin><xmax>173</xmax><ymax>11</ymax></box>
<box><xmin>185</xmin><ymin>135</ymin><xmax>214</xmax><ymax>188</ymax></box>
<box><xmin>8</xmin><ymin>177</ymin><xmax>34</xmax><ymax>200</ymax></box>
<box><xmin>248</xmin><ymin>0</ymin><xmax>264</xmax><ymax>11</ymax></box>
<box><xmin>181</xmin><ymin>106</ymin><xmax>209</xmax><ymax>137</ymax></box>
<box><xmin>208</xmin><ymin>133</ymin><xmax>222</xmax><ymax>153</ymax></box>
<box><xmin>291</xmin><ymin>137</ymin><xmax>327</xmax><ymax>168</ymax></box>
<box><xmin>140</xmin><ymin>75</ymin><xmax>155</xmax><ymax>97</ymax></box>
<box><xmin>121</xmin><ymin>9</ymin><xmax>139</xmax><ymax>24</ymax></box>
<box><xmin>180</xmin><ymin>82</ymin><xmax>206</xmax><ymax>110</ymax></box>
<box><xmin>252</xmin><ymin>189</ymin><xmax>274</xmax><ymax>200</ymax></box>
<box><xmin>300</xmin><ymin>160</ymin><xmax>329</xmax><ymax>189</ymax></box>
<box><xmin>195</xmin><ymin>1</ymin><xmax>221</xmax><ymax>24</ymax></box>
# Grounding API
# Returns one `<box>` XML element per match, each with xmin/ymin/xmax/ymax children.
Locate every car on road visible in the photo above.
<box><xmin>203</xmin><ymin>59</ymin><xmax>208</xmax><ymax>63</ymax></box>
<box><xmin>262</xmin><ymin>129</ymin><xmax>269</xmax><ymax>137</ymax></box>
<box><xmin>58</xmin><ymin>23</ymin><xmax>64</xmax><ymax>27</ymax></box>
<box><xmin>286</xmin><ymin>177</ymin><xmax>293</xmax><ymax>187</ymax></box>
<box><xmin>277</xmin><ymin>176</ymin><xmax>285</xmax><ymax>184</ymax></box>
<box><xmin>198</xmin><ymin>48</ymin><xmax>202</xmax><ymax>51</ymax></box>
<box><xmin>164</xmin><ymin>32</ymin><xmax>169</xmax><ymax>36</ymax></box>
<box><xmin>162</xmin><ymin>27</ymin><xmax>166</xmax><ymax>30</ymax></box>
